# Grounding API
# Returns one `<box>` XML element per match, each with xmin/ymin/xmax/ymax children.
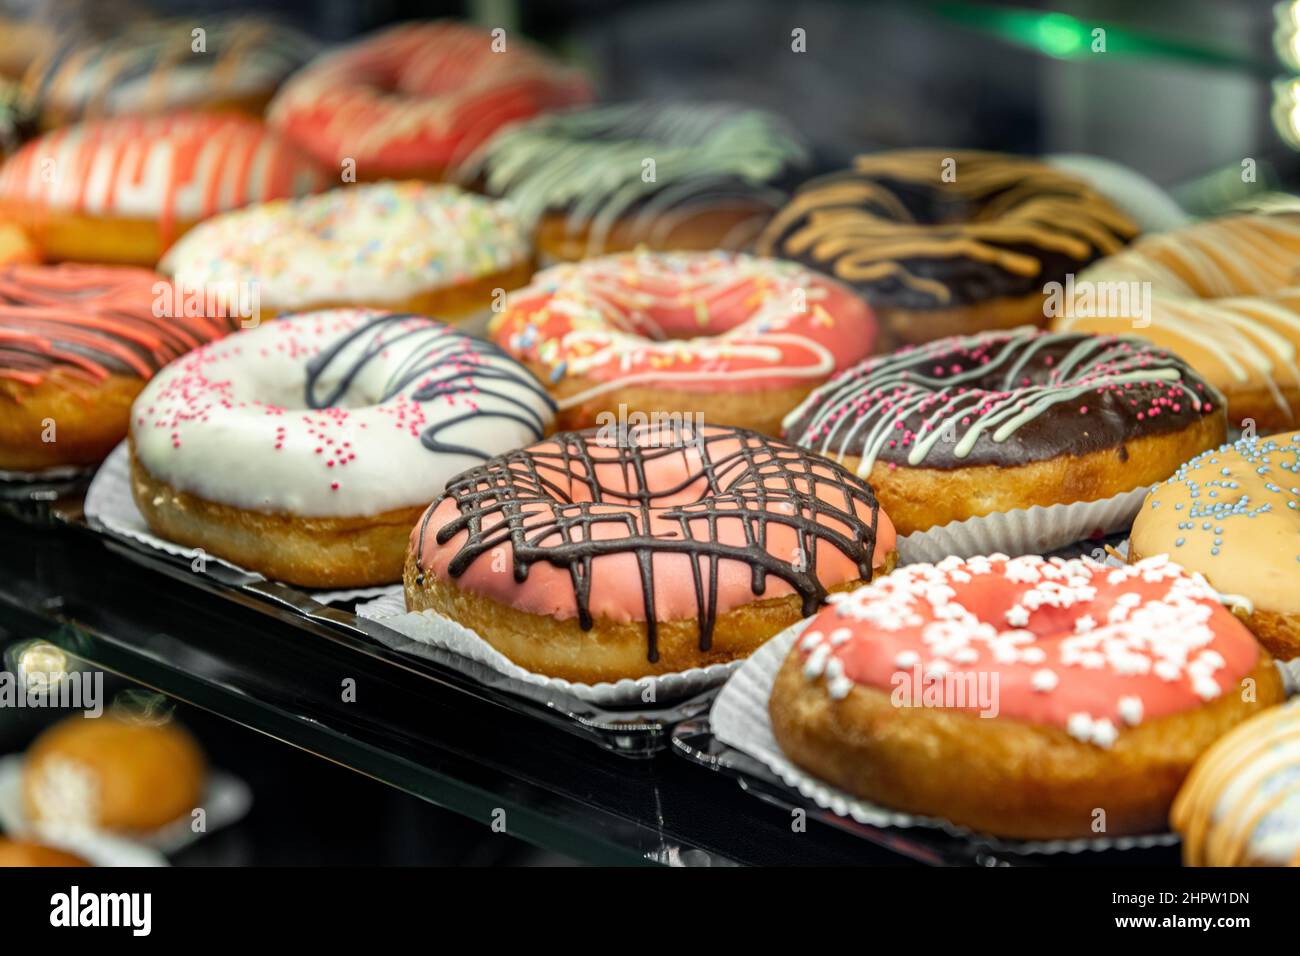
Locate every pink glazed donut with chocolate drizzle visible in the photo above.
<box><xmin>405</xmin><ymin>423</ymin><xmax>897</xmax><ymax>683</ymax></box>
<box><xmin>770</xmin><ymin>553</ymin><xmax>1283</xmax><ymax>840</ymax></box>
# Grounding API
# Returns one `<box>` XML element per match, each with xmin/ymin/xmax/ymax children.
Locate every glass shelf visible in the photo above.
<box><xmin>0</xmin><ymin>508</ymin><xmax>924</xmax><ymax>866</ymax></box>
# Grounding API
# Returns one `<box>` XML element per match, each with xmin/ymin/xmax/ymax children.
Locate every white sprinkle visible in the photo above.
<box><xmin>1118</xmin><ymin>696</ymin><xmax>1144</xmax><ymax>726</ymax></box>
<box><xmin>1031</xmin><ymin>669</ymin><xmax>1059</xmax><ymax>692</ymax></box>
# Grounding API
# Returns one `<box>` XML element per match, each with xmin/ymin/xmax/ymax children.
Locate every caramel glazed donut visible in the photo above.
<box><xmin>406</xmin><ymin>424</ymin><xmax>898</xmax><ymax>683</ymax></box>
<box><xmin>130</xmin><ymin>309</ymin><xmax>556</xmax><ymax>588</ymax></box>
<box><xmin>462</xmin><ymin>101</ymin><xmax>809</xmax><ymax>261</ymax></box>
<box><xmin>0</xmin><ymin>263</ymin><xmax>237</xmax><ymax>471</ymax></box>
<box><xmin>1173</xmin><ymin>701</ymin><xmax>1300</xmax><ymax>866</ymax></box>
<box><xmin>1132</xmin><ymin>431</ymin><xmax>1300</xmax><ymax>661</ymax></box>
<box><xmin>755</xmin><ymin>150</ymin><xmax>1137</xmax><ymax>346</ymax></box>
<box><xmin>783</xmin><ymin>329</ymin><xmax>1227</xmax><ymax>536</ymax></box>
<box><xmin>161</xmin><ymin>181</ymin><xmax>534</xmax><ymax>321</ymax></box>
<box><xmin>771</xmin><ymin>553</ymin><xmax>1284</xmax><ymax>840</ymax></box>
<box><xmin>1054</xmin><ymin>212</ymin><xmax>1300</xmax><ymax>431</ymax></box>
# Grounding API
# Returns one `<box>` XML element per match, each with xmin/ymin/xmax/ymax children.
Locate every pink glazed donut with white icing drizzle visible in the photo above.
<box><xmin>769</xmin><ymin>553</ymin><xmax>1283</xmax><ymax>840</ymax></box>
<box><xmin>490</xmin><ymin>250</ymin><xmax>877</xmax><ymax>437</ymax></box>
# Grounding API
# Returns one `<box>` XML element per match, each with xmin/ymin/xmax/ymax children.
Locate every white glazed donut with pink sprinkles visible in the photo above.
<box><xmin>127</xmin><ymin>308</ymin><xmax>555</xmax><ymax>587</ymax></box>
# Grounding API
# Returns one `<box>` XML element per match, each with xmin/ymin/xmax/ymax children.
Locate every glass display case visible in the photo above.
<box><xmin>0</xmin><ymin>0</ymin><xmax>1297</xmax><ymax>878</ymax></box>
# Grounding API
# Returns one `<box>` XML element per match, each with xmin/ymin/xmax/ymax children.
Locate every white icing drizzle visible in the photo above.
<box><xmin>783</xmin><ymin>329</ymin><xmax>1206</xmax><ymax>475</ymax></box>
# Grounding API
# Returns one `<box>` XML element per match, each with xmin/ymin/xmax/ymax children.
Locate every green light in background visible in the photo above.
<box><xmin>1034</xmin><ymin>13</ymin><xmax>1089</xmax><ymax>59</ymax></box>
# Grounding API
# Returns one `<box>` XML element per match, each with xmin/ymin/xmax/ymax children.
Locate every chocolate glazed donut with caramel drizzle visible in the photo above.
<box><xmin>756</xmin><ymin>150</ymin><xmax>1137</xmax><ymax>346</ymax></box>
<box><xmin>0</xmin><ymin>263</ymin><xmax>237</xmax><ymax>470</ymax></box>
<box><xmin>406</xmin><ymin>424</ymin><xmax>898</xmax><ymax>683</ymax></box>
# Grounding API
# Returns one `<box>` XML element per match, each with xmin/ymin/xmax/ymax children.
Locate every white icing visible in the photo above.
<box><xmin>161</xmin><ymin>181</ymin><xmax>532</xmax><ymax>311</ymax></box>
<box><xmin>130</xmin><ymin>309</ymin><xmax>555</xmax><ymax>517</ymax></box>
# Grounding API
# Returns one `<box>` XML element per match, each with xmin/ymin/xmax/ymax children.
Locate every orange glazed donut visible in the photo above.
<box><xmin>1131</xmin><ymin>432</ymin><xmax>1300</xmax><ymax>661</ymax></box>
<box><xmin>268</xmin><ymin>21</ymin><xmax>591</xmax><ymax>181</ymax></box>
<box><xmin>406</xmin><ymin>423</ymin><xmax>897</xmax><ymax>683</ymax></box>
<box><xmin>1055</xmin><ymin>213</ymin><xmax>1300</xmax><ymax>430</ymax></box>
<box><xmin>770</xmin><ymin>554</ymin><xmax>1284</xmax><ymax>840</ymax></box>
<box><xmin>490</xmin><ymin>250</ymin><xmax>878</xmax><ymax>436</ymax></box>
<box><xmin>0</xmin><ymin>112</ymin><xmax>328</xmax><ymax>266</ymax></box>
<box><xmin>0</xmin><ymin>264</ymin><xmax>237</xmax><ymax>470</ymax></box>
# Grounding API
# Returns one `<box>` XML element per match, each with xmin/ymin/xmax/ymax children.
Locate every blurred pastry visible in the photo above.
<box><xmin>0</xmin><ymin>112</ymin><xmax>328</xmax><ymax>266</ymax></box>
<box><xmin>23</xmin><ymin>711</ymin><xmax>206</xmax><ymax>834</ymax></box>
<box><xmin>21</xmin><ymin>14</ymin><xmax>319</xmax><ymax>128</ymax></box>
<box><xmin>269</xmin><ymin>20</ymin><xmax>591</xmax><ymax>181</ymax></box>
<box><xmin>469</xmin><ymin>101</ymin><xmax>809</xmax><ymax>260</ymax></box>
<box><xmin>0</xmin><ymin>836</ymin><xmax>89</xmax><ymax>866</ymax></box>
<box><xmin>1173</xmin><ymin>702</ymin><xmax>1300</xmax><ymax>866</ymax></box>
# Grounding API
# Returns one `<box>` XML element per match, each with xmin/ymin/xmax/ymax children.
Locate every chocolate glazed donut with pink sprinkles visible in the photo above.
<box><xmin>782</xmin><ymin>329</ymin><xmax>1228</xmax><ymax>535</ymax></box>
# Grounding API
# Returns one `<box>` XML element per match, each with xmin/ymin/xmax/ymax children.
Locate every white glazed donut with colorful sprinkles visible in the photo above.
<box><xmin>127</xmin><ymin>309</ymin><xmax>555</xmax><ymax>587</ymax></box>
<box><xmin>768</xmin><ymin>552</ymin><xmax>1284</xmax><ymax>839</ymax></box>
<box><xmin>160</xmin><ymin>181</ymin><xmax>533</xmax><ymax>317</ymax></box>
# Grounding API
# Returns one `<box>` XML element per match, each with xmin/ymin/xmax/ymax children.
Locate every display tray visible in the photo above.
<box><xmin>670</xmin><ymin>716</ymin><xmax>1182</xmax><ymax>867</ymax></box>
<box><xmin>0</xmin><ymin>481</ymin><xmax>716</xmax><ymax>759</ymax></box>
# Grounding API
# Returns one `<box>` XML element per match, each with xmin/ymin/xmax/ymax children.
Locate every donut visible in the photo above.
<box><xmin>20</xmin><ymin>14</ymin><xmax>319</xmax><ymax>128</ymax></box>
<box><xmin>1131</xmin><ymin>432</ymin><xmax>1300</xmax><ymax>661</ymax></box>
<box><xmin>268</xmin><ymin>21</ymin><xmax>592</xmax><ymax>182</ymax></box>
<box><xmin>0</xmin><ymin>112</ymin><xmax>328</xmax><ymax>266</ymax></box>
<box><xmin>1054</xmin><ymin>213</ymin><xmax>1300</xmax><ymax>430</ymax></box>
<box><xmin>770</xmin><ymin>553</ymin><xmax>1285</xmax><ymax>840</ymax></box>
<box><xmin>782</xmin><ymin>329</ymin><xmax>1227</xmax><ymax>536</ymax></box>
<box><xmin>1173</xmin><ymin>702</ymin><xmax>1300</xmax><ymax>866</ymax></box>
<box><xmin>490</xmin><ymin>250</ymin><xmax>877</xmax><ymax>436</ymax></box>
<box><xmin>24</xmin><ymin>711</ymin><xmax>205</xmax><ymax>833</ymax></box>
<box><xmin>0</xmin><ymin>838</ymin><xmax>90</xmax><ymax>867</ymax></box>
<box><xmin>0</xmin><ymin>263</ymin><xmax>237</xmax><ymax>470</ymax></box>
<box><xmin>406</xmin><ymin>424</ymin><xmax>897</xmax><ymax>683</ymax></box>
<box><xmin>0</xmin><ymin>220</ymin><xmax>36</xmax><ymax>264</ymax></box>
<box><xmin>755</xmin><ymin>150</ymin><xmax>1137</xmax><ymax>346</ymax></box>
<box><xmin>466</xmin><ymin>102</ymin><xmax>809</xmax><ymax>260</ymax></box>
<box><xmin>130</xmin><ymin>309</ymin><xmax>556</xmax><ymax>588</ymax></box>
<box><xmin>161</xmin><ymin>181</ymin><xmax>534</xmax><ymax>322</ymax></box>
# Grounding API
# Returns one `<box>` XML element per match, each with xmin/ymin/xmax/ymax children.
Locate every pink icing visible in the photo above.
<box><xmin>795</xmin><ymin>554</ymin><xmax>1261</xmax><ymax>745</ymax></box>
<box><xmin>413</xmin><ymin>427</ymin><xmax>896</xmax><ymax>624</ymax></box>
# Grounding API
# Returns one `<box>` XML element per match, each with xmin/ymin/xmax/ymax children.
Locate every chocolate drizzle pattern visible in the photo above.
<box><xmin>0</xmin><ymin>264</ymin><xmax>235</xmax><ymax>385</ymax></box>
<box><xmin>784</xmin><ymin>330</ymin><xmax>1221</xmax><ymax>473</ymax></box>
<box><xmin>756</xmin><ymin>150</ymin><xmax>1137</xmax><ymax>309</ymax></box>
<box><xmin>417</xmin><ymin>426</ymin><xmax>884</xmax><ymax>662</ymax></box>
<box><xmin>304</xmin><ymin>313</ymin><xmax>555</xmax><ymax>459</ymax></box>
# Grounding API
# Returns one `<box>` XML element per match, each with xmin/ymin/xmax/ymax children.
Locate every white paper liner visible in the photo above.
<box><xmin>711</xmin><ymin>620</ymin><xmax>1187</xmax><ymax>855</ymax></box>
<box><xmin>0</xmin><ymin>753</ymin><xmax>251</xmax><ymax>856</ymax></box>
<box><xmin>84</xmin><ymin>443</ymin><xmax>398</xmax><ymax>604</ymax></box>
<box><xmin>897</xmin><ymin>484</ymin><xmax>1150</xmax><ymax>565</ymax></box>
<box><xmin>357</xmin><ymin>591</ymin><xmax>741</xmax><ymax>707</ymax></box>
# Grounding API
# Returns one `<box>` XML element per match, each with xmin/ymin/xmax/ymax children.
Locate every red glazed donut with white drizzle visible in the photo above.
<box><xmin>782</xmin><ymin>329</ymin><xmax>1227</xmax><ymax>535</ymax></box>
<box><xmin>491</xmin><ymin>250</ymin><xmax>877</xmax><ymax>436</ymax></box>
<box><xmin>769</xmin><ymin>553</ymin><xmax>1285</xmax><ymax>840</ymax></box>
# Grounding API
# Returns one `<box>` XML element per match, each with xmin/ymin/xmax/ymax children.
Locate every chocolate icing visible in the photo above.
<box><xmin>416</xmin><ymin>426</ymin><xmax>884</xmax><ymax>663</ymax></box>
<box><xmin>756</xmin><ymin>150</ymin><xmax>1137</xmax><ymax>310</ymax></box>
<box><xmin>304</xmin><ymin>313</ymin><xmax>554</xmax><ymax>459</ymax></box>
<box><xmin>784</xmin><ymin>330</ymin><xmax>1222</xmax><ymax>471</ymax></box>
